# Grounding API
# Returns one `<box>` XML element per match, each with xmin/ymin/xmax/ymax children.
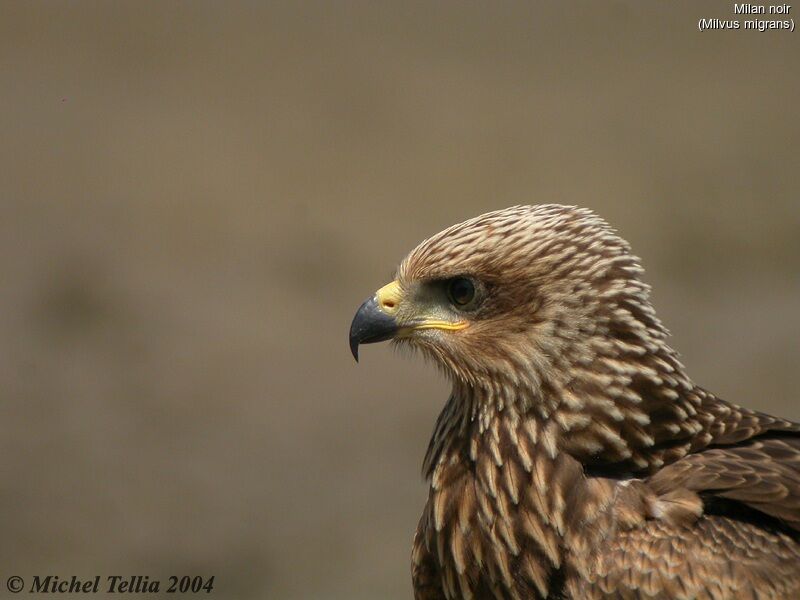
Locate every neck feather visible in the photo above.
<box><xmin>424</xmin><ymin>344</ymin><xmax>712</xmax><ymax>483</ymax></box>
<box><xmin>421</xmin><ymin>382</ymin><xmax>586</xmax><ymax>598</ymax></box>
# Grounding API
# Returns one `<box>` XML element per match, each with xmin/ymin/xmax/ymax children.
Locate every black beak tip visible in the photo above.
<box><xmin>349</xmin><ymin>295</ymin><xmax>399</xmax><ymax>363</ymax></box>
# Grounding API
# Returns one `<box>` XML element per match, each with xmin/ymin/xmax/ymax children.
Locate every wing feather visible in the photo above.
<box><xmin>649</xmin><ymin>437</ymin><xmax>800</xmax><ymax>531</ymax></box>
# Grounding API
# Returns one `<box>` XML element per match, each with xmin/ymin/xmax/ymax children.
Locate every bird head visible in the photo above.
<box><xmin>350</xmin><ymin>205</ymin><xmax>672</xmax><ymax>401</ymax></box>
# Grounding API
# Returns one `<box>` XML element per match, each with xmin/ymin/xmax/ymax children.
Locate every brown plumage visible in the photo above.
<box><xmin>349</xmin><ymin>205</ymin><xmax>800</xmax><ymax>599</ymax></box>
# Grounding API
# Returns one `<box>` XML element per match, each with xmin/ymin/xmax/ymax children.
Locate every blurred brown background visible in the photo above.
<box><xmin>1</xmin><ymin>2</ymin><xmax>798</xmax><ymax>598</ymax></box>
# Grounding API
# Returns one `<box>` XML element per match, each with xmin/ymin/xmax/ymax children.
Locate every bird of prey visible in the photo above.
<box><xmin>349</xmin><ymin>205</ymin><xmax>800</xmax><ymax>599</ymax></box>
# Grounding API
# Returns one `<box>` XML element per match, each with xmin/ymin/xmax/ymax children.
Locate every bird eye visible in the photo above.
<box><xmin>447</xmin><ymin>278</ymin><xmax>476</xmax><ymax>307</ymax></box>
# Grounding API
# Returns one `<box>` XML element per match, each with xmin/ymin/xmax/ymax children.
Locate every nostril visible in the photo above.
<box><xmin>375</xmin><ymin>281</ymin><xmax>402</xmax><ymax>314</ymax></box>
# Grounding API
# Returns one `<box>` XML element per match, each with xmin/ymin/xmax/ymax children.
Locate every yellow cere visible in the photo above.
<box><xmin>376</xmin><ymin>280</ymin><xmax>403</xmax><ymax>314</ymax></box>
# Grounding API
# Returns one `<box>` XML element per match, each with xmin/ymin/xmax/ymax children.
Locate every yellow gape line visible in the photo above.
<box><xmin>411</xmin><ymin>320</ymin><xmax>468</xmax><ymax>332</ymax></box>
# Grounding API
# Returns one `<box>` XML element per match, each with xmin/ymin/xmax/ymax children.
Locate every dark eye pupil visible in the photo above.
<box><xmin>449</xmin><ymin>278</ymin><xmax>475</xmax><ymax>306</ymax></box>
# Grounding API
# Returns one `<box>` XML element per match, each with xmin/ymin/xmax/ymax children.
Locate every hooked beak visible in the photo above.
<box><xmin>348</xmin><ymin>281</ymin><xmax>402</xmax><ymax>361</ymax></box>
<box><xmin>348</xmin><ymin>296</ymin><xmax>399</xmax><ymax>361</ymax></box>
